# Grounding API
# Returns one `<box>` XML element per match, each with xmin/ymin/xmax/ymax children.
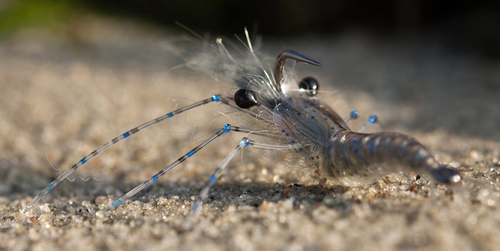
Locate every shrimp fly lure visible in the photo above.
<box><xmin>20</xmin><ymin>29</ymin><xmax>461</xmax><ymax>229</ymax></box>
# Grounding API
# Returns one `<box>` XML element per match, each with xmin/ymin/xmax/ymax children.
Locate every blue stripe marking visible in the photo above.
<box><xmin>193</xmin><ymin>203</ymin><xmax>199</xmax><ymax>211</ymax></box>
<box><xmin>351</xmin><ymin>139</ymin><xmax>369</xmax><ymax>165</ymax></box>
<box><xmin>369</xmin><ymin>138</ymin><xmax>377</xmax><ymax>156</ymax></box>
<box><xmin>45</xmin><ymin>183</ymin><xmax>55</xmax><ymax>192</ymax></box>
<box><xmin>352</xmin><ymin>140</ymin><xmax>359</xmax><ymax>154</ymax></box>
<box><xmin>186</xmin><ymin>150</ymin><xmax>196</xmax><ymax>157</ymax></box>
<box><xmin>208</xmin><ymin>174</ymin><xmax>217</xmax><ymax>184</ymax></box>
<box><xmin>80</xmin><ymin>157</ymin><xmax>87</xmax><ymax>164</ymax></box>
<box><xmin>123</xmin><ymin>132</ymin><xmax>131</xmax><ymax>138</ymax></box>
<box><xmin>111</xmin><ymin>199</ymin><xmax>122</xmax><ymax>208</ymax></box>
<box><xmin>151</xmin><ymin>174</ymin><xmax>159</xmax><ymax>181</ymax></box>
<box><xmin>339</xmin><ymin>148</ymin><xmax>349</xmax><ymax>165</ymax></box>
<box><xmin>167</xmin><ymin>112</ymin><xmax>174</xmax><ymax>118</ymax></box>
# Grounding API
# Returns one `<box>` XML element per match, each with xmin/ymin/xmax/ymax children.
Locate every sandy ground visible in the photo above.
<box><xmin>1</xmin><ymin>19</ymin><xmax>500</xmax><ymax>251</ymax></box>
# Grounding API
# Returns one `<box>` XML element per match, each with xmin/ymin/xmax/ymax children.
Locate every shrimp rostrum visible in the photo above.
<box><xmin>20</xmin><ymin>31</ymin><xmax>461</xmax><ymax>224</ymax></box>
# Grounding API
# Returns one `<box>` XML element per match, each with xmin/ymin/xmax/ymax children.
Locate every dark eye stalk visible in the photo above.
<box><xmin>299</xmin><ymin>76</ymin><xmax>319</xmax><ymax>96</ymax></box>
<box><xmin>234</xmin><ymin>88</ymin><xmax>258</xmax><ymax>108</ymax></box>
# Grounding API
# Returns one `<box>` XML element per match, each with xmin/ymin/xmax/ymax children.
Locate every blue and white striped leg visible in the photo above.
<box><xmin>358</xmin><ymin>115</ymin><xmax>382</xmax><ymax>133</ymax></box>
<box><xmin>20</xmin><ymin>95</ymin><xmax>224</xmax><ymax>214</ymax></box>
<box><xmin>102</xmin><ymin>124</ymin><xmax>233</xmax><ymax>212</ymax></box>
<box><xmin>184</xmin><ymin>139</ymin><xmax>295</xmax><ymax>230</ymax></box>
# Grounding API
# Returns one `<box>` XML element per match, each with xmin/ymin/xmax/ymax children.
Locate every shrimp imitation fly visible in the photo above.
<box><xmin>20</xmin><ymin>29</ymin><xmax>462</xmax><ymax>228</ymax></box>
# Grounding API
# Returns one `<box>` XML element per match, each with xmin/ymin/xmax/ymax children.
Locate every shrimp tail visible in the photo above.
<box><xmin>320</xmin><ymin>131</ymin><xmax>461</xmax><ymax>186</ymax></box>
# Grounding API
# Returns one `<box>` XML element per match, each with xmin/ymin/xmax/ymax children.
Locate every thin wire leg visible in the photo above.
<box><xmin>232</xmin><ymin>126</ymin><xmax>283</xmax><ymax>140</ymax></box>
<box><xmin>102</xmin><ymin>124</ymin><xmax>233</xmax><ymax>212</ymax></box>
<box><xmin>358</xmin><ymin>115</ymin><xmax>382</xmax><ymax>133</ymax></box>
<box><xmin>20</xmin><ymin>95</ymin><xmax>223</xmax><ymax>214</ymax></box>
<box><xmin>184</xmin><ymin>139</ymin><xmax>294</xmax><ymax>230</ymax></box>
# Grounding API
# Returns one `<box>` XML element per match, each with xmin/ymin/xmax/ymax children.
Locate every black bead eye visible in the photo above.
<box><xmin>234</xmin><ymin>88</ymin><xmax>258</xmax><ymax>108</ymax></box>
<box><xmin>299</xmin><ymin>76</ymin><xmax>319</xmax><ymax>96</ymax></box>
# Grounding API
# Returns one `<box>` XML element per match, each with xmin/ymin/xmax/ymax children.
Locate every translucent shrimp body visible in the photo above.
<box><xmin>21</xmin><ymin>31</ymin><xmax>461</xmax><ymax>222</ymax></box>
<box><xmin>273</xmin><ymin>87</ymin><xmax>461</xmax><ymax>187</ymax></box>
<box><xmin>263</xmin><ymin>51</ymin><xmax>461</xmax><ymax>187</ymax></box>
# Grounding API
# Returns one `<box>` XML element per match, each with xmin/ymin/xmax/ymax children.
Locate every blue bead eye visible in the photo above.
<box><xmin>350</xmin><ymin>110</ymin><xmax>359</xmax><ymax>119</ymax></box>
<box><xmin>368</xmin><ymin>115</ymin><xmax>378</xmax><ymax>123</ymax></box>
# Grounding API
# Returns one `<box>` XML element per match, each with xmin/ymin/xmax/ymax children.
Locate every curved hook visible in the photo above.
<box><xmin>274</xmin><ymin>50</ymin><xmax>322</xmax><ymax>91</ymax></box>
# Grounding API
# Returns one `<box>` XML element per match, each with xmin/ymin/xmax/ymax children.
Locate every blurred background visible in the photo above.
<box><xmin>0</xmin><ymin>0</ymin><xmax>499</xmax><ymax>58</ymax></box>
<box><xmin>0</xmin><ymin>0</ymin><xmax>499</xmax><ymax>138</ymax></box>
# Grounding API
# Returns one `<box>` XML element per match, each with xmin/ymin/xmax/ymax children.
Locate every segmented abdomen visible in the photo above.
<box><xmin>320</xmin><ymin>131</ymin><xmax>440</xmax><ymax>186</ymax></box>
